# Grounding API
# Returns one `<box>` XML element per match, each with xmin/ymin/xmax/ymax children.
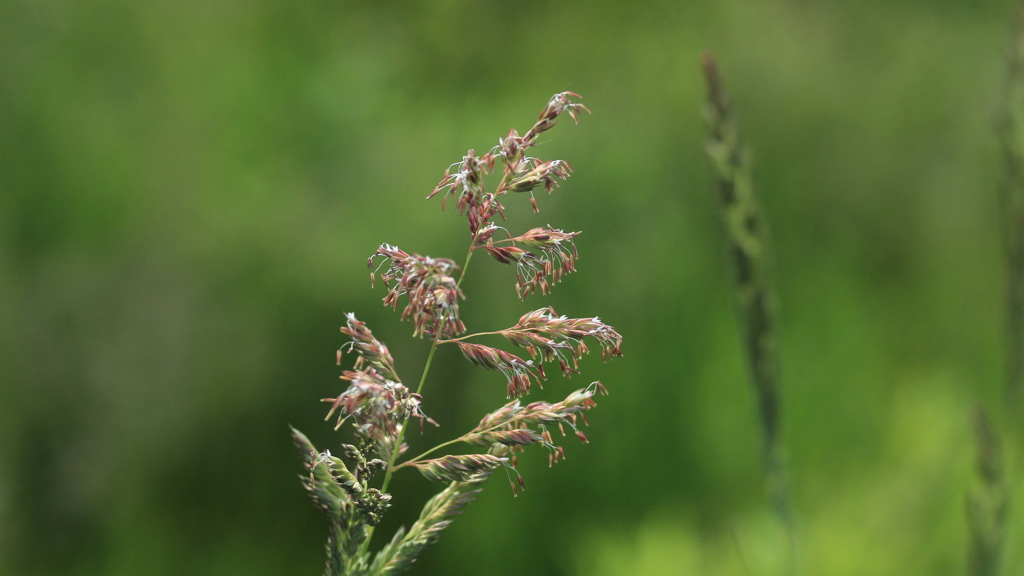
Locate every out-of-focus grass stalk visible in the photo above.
<box><xmin>998</xmin><ymin>4</ymin><xmax>1024</xmax><ymax>430</ymax></box>
<box><xmin>969</xmin><ymin>7</ymin><xmax>1024</xmax><ymax>575</ymax></box>
<box><xmin>967</xmin><ymin>408</ymin><xmax>1009</xmax><ymax>576</ymax></box>
<box><xmin>700</xmin><ymin>51</ymin><xmax>796</xmax><ymax>574</ymax></box>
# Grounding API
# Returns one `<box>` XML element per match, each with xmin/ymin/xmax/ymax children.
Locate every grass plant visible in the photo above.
<box><xmin>700</xmin><ymin>51</ymin><xmax>797</xmax><ymax>575</ymax></box>
<box><xmin>999</xmin><ymin>5</ymin><xmax>1024</xmax><ymax>427</ymax></box>
<box><xmin>290</xmin><ymin>93</ymin><xmax>622</xmax><ymax>576</ymax></box>
<box><xmin>964</xmin><ymin>7</ymin><xmax>1024</xmax><ymax>574</ymax></box>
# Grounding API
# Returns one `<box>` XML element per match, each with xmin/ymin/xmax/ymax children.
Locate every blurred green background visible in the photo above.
<box><xmin>3</xmin><ymin>0</ymin><xmax>1024</xmax><ymax>574</ymax></box>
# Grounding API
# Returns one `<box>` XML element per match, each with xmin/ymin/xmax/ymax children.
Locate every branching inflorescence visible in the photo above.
<box><xmin>291</xmin><ymin>92</ymin><xmax>621</xmax><ymax>576</ymax></box>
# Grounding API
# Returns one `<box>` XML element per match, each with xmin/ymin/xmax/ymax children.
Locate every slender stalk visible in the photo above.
<box><xmin>438</xmin><ymin>331</ymin><xmax>505</xmax><ymax>344</ymax></box>
<box><xmin>1001</xmin><ymin>2</ymin><xmax>1024</xmax><ymax>430</ymax></box>
<box><xmin>700</xmin><ymin>50</ymin><xmax>797</xmax><ymax>575</ymax></box>
<box><xmin>962</xmin><ymin>8</ymin><xmax>1024</xmax><ymax>575</ymax></box>
<box><xmin>393</xmin><ymin>438</ymin><xmax>466</xmax><ymax>471</ymax></box>
<box><xmin>458</xmin><ymin>247</ymin><xmax>475</xmax><ymax>289</ymax></box>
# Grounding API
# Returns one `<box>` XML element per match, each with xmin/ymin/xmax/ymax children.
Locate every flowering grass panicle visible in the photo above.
<box><xmin>291</xmin><ymin>92</ymin><xmax>620</xmax><ymax>576</ymax></box>
<box><xmin>338</xmin><ymin>313</ymin><xmax>399</xmax><ymax>381</ymax></box>
<box><xmin>453</xmin><ymin>341</ymin><xmax>542</xmax><ymax>398</ymax></box>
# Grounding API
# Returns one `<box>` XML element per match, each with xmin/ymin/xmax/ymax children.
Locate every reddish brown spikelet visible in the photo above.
<box><xmin>541</xmin><ymin>428</ymin><xmax>554</xmax><ymax>444</ymax></box>
<box><xmin>480</xmin><ymin>227</ymin><xmax>581</xmax><ymax>299</ymax></box>
<box><xmin>459</xmin><ymin>384</ymin><xmax>602</xmax><ymax>471</ymax></box>
<box><xmin>455</xmin><ymin>342</ymin><xmax>543</xmax><ymax>398</ymax></box>
<box><xmin>525</xmin><ymin>92</ymin><xmax>590</xmax><ymax>141</ymax></box>
<box><xmin>463</xmin><ymin>428</ymin><xmax>545</xmax><ymax>447</ymax></box>
<box><xmin>498</xmin><ymin>308</ymin><xmax>621</xmax><ymax>375</ymax></box>
<box><xmin>322</xmin><ymin>367</ymin><xmax>423</xmax><ymax>440</ymax></box>
<box><xmin>466</xmin><ymin>194</ymin><xmax>505</xmax><ymax>239</ymax></box>
<box><xmin>429</xmin><ymin>150</ymin><xmax>493</xmax><ymax>214</ymax></box>
<box><xmin>339</xmin><ymin>313</ymin><xmax>400</xmax><ymax>382</ymax></box>
<box><xmin>412</xmin><ymin>454</ymin><xmax>508</xmax><ymax>483</ymax></box>
<box><xmin>502</xmin><ymin>159</ymin><xmax>574</xmax><ymax>196</ymax></box>
<box><xmin>369</xmin><ymin>244</ymin><xmax>466</xmax><ymax>339</ymax></box>
<box><xmin>474</xmin><ymin>223</ymin><xmax>500</xmax><ymax>245</ymax></box>
<box><xmin>514</xmin><ymin>227</ymin><xmax>581</xmax><ymax>250</ymax></box>
<box><xmin>484</xmin><ymin>243</ymin><xmax>536</xmax><ymax>265</ymax></box>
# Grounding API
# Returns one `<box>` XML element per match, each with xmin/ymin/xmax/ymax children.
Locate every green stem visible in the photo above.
<box><xmin>458</xmin><ymin>247</ymin><xmax>474</xmax><ymax>289</ymax></box>
<box><xmin>438</xmin><ymin>331</ymin><xmax>504</xmax><ymax>344</ymax></box>
<box><xmin>393</xmin><ymin>437</ymin><xmax>466</xmax><ymax>470</ymax></box>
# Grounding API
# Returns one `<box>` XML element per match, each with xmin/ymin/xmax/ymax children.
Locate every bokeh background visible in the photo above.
<box><xmin>4</xmin><ymin>0</ymin><xmax>1024</xmax><ymax>574</ymax></box>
